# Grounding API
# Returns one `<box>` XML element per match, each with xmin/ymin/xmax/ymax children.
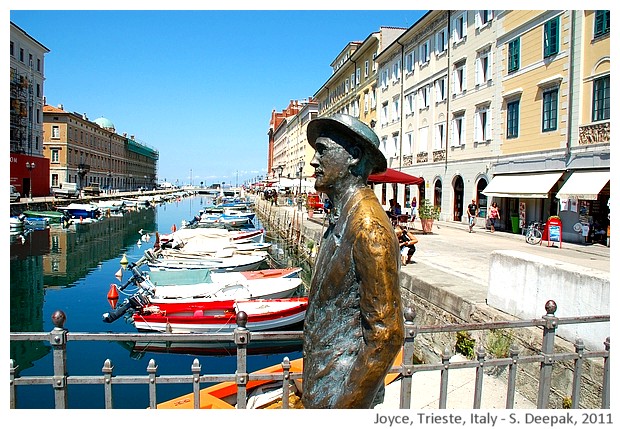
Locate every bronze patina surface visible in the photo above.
<box><xmin>302</xmin><ymin>114</ymin><xmax>404</xmax><ymax>408</ymax></box>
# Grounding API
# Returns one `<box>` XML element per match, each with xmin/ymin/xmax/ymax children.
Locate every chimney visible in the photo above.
<box><xmin>58</xmin><ymin>104</ymin><xmax>64</xmax><ymax>110</ymax></box>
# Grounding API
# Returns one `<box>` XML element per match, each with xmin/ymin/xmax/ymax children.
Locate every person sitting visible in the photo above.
<box><xmin>395</xmin><ymin>225</ymin><xmax>417</xmax><ymax>265</ymax></box>
<box><xmin>388</xmin><ymin>199</ymin><xmax>402</xmax><ymax>226</ymax></box>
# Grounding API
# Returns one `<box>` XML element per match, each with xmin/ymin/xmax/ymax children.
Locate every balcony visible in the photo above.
<box><xmin>416</xmin><ymin>152</ymin><xmax>428</xmax><ymax>163</ymax></box>
<box><xmin>579</xmin><ymin>122</ymin><xmax>610</xmax><ymax>146</ymax></box>
<box><xmin>403</xmin><ymin>154</ymin><xmax>413</xmax><ymax>167</ymax></box>
<box><xmin>433</xmin><ymin>149</ymin><xmax>446</xmax><ymax>162</ymax></box>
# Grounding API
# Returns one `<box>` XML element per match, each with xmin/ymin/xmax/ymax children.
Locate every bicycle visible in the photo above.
<box><xmin>524</xmin><ymin>221</ymin><xmax>544</xmax><ymax>245</ymax></box>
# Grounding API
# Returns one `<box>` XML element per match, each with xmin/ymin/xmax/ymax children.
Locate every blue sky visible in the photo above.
<box><xmin>9</xmin><ymin>6</ymin><xmax>427</xmax><ymax>187</ymax></box>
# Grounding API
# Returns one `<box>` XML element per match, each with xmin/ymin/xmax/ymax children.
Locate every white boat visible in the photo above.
<box><xmin>144</xmin><ymin>266</ymin><xmax>302</xmax><ymax>286</ymax></box>
<box><xmin>56</xmin><ymin>202</ymin><xmax>101</xmax><ymax>219</ymax></box>
<box><xmin>137</xmin><ymin>275</ymin><xmax>303</xmax><ymax>303</ymax></box>
<box><xmin>95</xmin><ymin>200</ymin><xmax>125</xmax><ymax>213</ymax></box>
<box><xmin>147</xmin><ymin>252</ymin><xmax>267</xmax><ymax>272</ymax></box>
<box><xmin>157</xmin><ymin>227</ymin><xmax>265</xmax><ymax>249</ymax></box>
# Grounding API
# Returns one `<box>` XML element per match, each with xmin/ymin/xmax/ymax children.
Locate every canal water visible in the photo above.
<box><xmin>9</xmin><ymin>194</ymin><xmax>306</xmax><ymax>409</ymax></box>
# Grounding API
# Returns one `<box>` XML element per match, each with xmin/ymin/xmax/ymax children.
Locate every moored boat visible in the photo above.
<box><xmin>155</xmin><ymin>348</ymin><xmax>403</xmax><ymax>409</ymax></box>
<box><xmin>147</xmin><ymin>252</ymin><xmax>268</xmax><ymax>272</ymax></box>
<box><xmin>131</xmin><ymin>297</ymin><xmax>308</xmax><ymax>334</ymax></box>
<box><xmin>145</xmin><ymin>266</ymin><xmax>302</xmax><ymax>286</ymax></box>
<box><xmin>22</xmin><ymin>210</ymin><xmax>69</xmax><ymax>224</ymax></box>
<box><xmin>56</xmin><ymin>202</ymin><xmax>101</xmax><ymax>219</ymax></box>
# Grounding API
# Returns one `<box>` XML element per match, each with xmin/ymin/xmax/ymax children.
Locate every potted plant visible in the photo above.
<box><xmin>418</xmin><ymin>199</ymin><xmax>440</xmax><ymax>233</ymax></box>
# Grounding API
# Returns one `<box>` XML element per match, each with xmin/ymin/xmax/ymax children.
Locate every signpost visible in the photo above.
<box><xmin>545</xmin><ymin>217</ymin><xmax>562</xmax><ymax>248</ymax></box>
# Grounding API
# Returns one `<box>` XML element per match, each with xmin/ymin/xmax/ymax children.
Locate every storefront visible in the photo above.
<box><xmin>481</xmin><ymin>171</ymin><xmax>563</xmax><ymax>234</ymax></box>
<box><xmin>555</xmin><ymin>170</ymin><xmax>610</xmax><ymax>245</ymax></box>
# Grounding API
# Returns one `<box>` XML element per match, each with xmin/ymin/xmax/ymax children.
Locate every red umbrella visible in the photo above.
<box><xmin>368</xmin><ymin>168</ymin><xmax>423</xmax><ymax>185</ymax></box>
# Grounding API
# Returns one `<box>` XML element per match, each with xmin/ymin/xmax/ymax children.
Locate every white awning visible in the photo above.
<box><xmin>556</xmin><ymin>170</ymin><xmax>609</xmax><ymax>200</ymax></box>
<box><xmin>482</xmin><ymin>172</ymin><xmax>563</xmax><ymax>198</ymax></box>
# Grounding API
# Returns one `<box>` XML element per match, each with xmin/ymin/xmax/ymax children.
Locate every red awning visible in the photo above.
<box><xmin>368</xmin><ymin>168</ymin><xmax>423</xmax><ymax>185</ymax></box>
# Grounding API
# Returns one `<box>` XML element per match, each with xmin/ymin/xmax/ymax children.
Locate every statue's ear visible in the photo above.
<box><xmin>348</xmin><ymin>146</ymin><xmax>361</xmax><ymax>167</ymax></box>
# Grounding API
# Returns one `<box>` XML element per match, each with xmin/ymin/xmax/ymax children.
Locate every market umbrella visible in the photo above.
<box><xmin>367</xmin><ymin>168</ymin><xmax>424</xmax><ymax>185</ymax></box>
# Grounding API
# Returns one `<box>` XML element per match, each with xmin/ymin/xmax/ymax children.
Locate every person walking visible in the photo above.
<box><xmin>302</xmin><ymin>113</ymin><xmax>404</xmax><ymax>409</ymax></box>
<box><xmin>467</xmin><ymin>199</ymin><xmax>479</xmax><ymax>233</ymax></box>
<box><xmin>489</xmin><ymin>201</ymin><xmax>500</xmax><ymax>233</ymax></box>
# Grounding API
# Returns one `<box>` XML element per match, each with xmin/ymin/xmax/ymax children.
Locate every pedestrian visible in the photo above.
<box><xmin>467</xmin><ymin>199</ymin><xmax>479</xmax><ymax>233</ymax></box>
<box><xmin>395</xmin><ymin>225</ymin><xmax>417</xmax><ymax>265</ymax></box>
<box><xmin>302</xmin><ymin>113</ymin><xmax>404</xmax><ymax>409</ymax></box>
<box><xmin>411</xmin><ymin>196</ymin><xmax>418</xmax><ymax>221</ymax></box>
<box><xmin>488</xmin><ymin>201</ymin><xmax>500</xmax><ymax>233</ymax></box>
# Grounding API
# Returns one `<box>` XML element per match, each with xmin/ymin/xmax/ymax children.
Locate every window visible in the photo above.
<box><xmin>52</xmin><ymin>125</ymin><xmax>60</xmax><ymax>139</ymax></box>
<box><xmin>371</xmin><ymin>87</ymin><xmax>377</xmax><ymax>109</ymax></box>
<box><xmin>451</xmin><ymin>114</ymin><xmax>465</xmax><ymax>147</ymax></box>
<box><xmin>434</xmin><ymin>123</ymin><xmax>446</xmax><ymax>150</ymax></box>
<box><xmin>52</xmin><ymin>174</ymin><xmax>59</xmax><ymax>187</ymax></box>
<box><xmin>37</xmin><ymin>58</ymin><xmax>41</xmax><ymax>72</ymax></box>
<box><xmin>474</xmin><ymin>107</ymin><xmax>491</xmax><ymax>142</ymax></box>
<box><xmin>356</xmin><ymin>68</ymin><xmax>361</xmax><ymax>85</ymax></box>
<box><xmin>345</xmin><ymin>78</ymin><xmax>350</xmax><ymax>92</ymax></box>
<box><xmin>419</xmin><ymin>39</ymin><xmax>430</xmax><ymax>64</ymax></box>
<box><xmin>405</xmin><ymin>131</ymin><xmax>414</xmax><ymax>155</ymax></box>
<box><xmin>10</xmin><ymin>41</ymin><xmax>14</xmax><ymax>57</ymax></box>
<box><xmin>380</xmin><ymin>69</ymin><xmax>389</xmax><ymax>89</ymax></box>
<box><xmin>51</xmin><ymin>149</ymin><xmax>59</xmax><ymax>163</ymax></box>
<box><xmin>391</xmin><ymin>134</ymin><xmax>400</xmax><ymax>158</ymax></box>
<box><xmin>436</xmin><ymin>27</ymin><xmax>448</xmax><ymax>54</ymax></box>
<box><xmin>392</xmin><ymin>60</ymin><xmax>400</xmax><ymax>82</ymax></box>
<box><xmin>392</xmin><ymin>96</ymin><xmax>400</xmax><ymax>122</ymax></box>
<box><xmin>508</xmin><ymin>38</ymin><xmax>520</xmax><ymax>73</ymax></box>
<box><xmin>544</xmin><ymin>16</ymin><xmax>560</xmax><ymax>58</ymax></box>
<box><xmin>594</xmin><ymin>10</ymin><xmax>610</xmax><ymax>37</ymax></box>
<box><xmin>453</xmin><ymin>12</ymin><xmax>467</xmax><ymax>43</ymax></box>
<box><xmin>418</xmin><ymin>126</ymin><xmax>429</xmax><ymax>154</ymax></box>
<box><xmin>405</xmin><ymin>50</ymin><xmax>415</xmax><ymax>74</ymax></box>
<box><xmin>506</xmin><ymin>99</ymin><xmax>520</xmax><ymax>138</ymax></box>
<box><xmin>420</xmin><ymin>85</ymin><xmax>430</xmax><ymax>109</ymax></box>
<box><xmin>405</xmin><ymin>91</ymin><xmax>415</xmax><ymax>116</ymax></box>
<box><xmin>592</xmin><ymin>76</ymin><xmax>610</xmax><ymax>122</ymax></box>
<box><xmin>20</xmin><ymin>48</ymin><xmax>24</xmax><ymax>62</ymax></box>
<box><xmin>381</xmin><ymin>102</ymin><xmax>389</xmax><ymax>126</ymax></box>
<box><xmin>364</xmin><ymin>60</ymin><xmax>369</xmax><ymax>77</ymax></box>
<box><xmin>453</xmin><ymin>62</ymin><xmax>467</xmax><ymax>95</ymax></box>
<box><xmin>36</xmin><ymin>83</ymin><xmax>40</xmax><ymax>97</ymax></box>
<box><xmin>435</xmin><ymin>77</ymin><xmax>446</xmax><ymax>102</ymax></box>
<box><xmin>364</xmin><ymin>92</ymin><xmax>369</xmax><ymax>113</ymax></box>
<box><xmin>542</xmin><ymin>89</ymin><xmax>558</xmax><ymax>131</ymax></box>
<box><xmin>475</xmin><ymin>49</ymin><xmax>492</xmax><ymax>85</ymax></box>
<box><xmin>476</xmin><ymin>10</ymin><xmax>493</xmax><ymax>28</ymax></box>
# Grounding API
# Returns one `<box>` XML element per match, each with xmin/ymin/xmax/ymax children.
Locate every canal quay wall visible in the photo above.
<box><xmin>253</xmin><ymin>196</ymin><xmax>609</xmax><ymax>409</ymax></box>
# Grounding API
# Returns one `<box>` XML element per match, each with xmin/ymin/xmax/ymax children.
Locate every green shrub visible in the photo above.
<box><xmin>455</xmin><ymin>331</ymin><xmax>476</xmax><ymax>359</ymax></box>
<box><xmin>486</xmin><ymin>329</ymin><xmax>512</xmax><ymax>358</ymax></box>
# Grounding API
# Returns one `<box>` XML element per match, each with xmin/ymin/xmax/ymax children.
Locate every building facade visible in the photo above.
<box><xmin>43</xmin><ymin>105</ymin><xmax>159</xmax><ymax>192</ymax></box>
<box><xmin>10</xmin><ymin>22</ymin><xmax>50</xmax><ymax>198</ymax></box>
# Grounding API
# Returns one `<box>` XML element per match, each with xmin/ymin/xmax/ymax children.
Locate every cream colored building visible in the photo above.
<box><xmin>369</xmin><ymin>10</ymin><xmax>609</xmax><ymax>243</ymax></box>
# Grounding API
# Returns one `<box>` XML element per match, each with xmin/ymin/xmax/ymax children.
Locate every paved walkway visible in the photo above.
<box><xmin>267</xmin><ymin>203</ymin><xmax>610</xmax><ymax>409</ymax></box>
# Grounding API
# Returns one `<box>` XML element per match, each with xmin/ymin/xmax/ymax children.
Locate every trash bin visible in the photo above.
<box><xmin>510</xmin><ymin>216</ymin><xmax>520</xmax><ymax>233</ymax></box>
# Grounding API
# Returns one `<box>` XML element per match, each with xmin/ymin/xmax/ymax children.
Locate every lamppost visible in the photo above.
<box><xmin>297</xmin><ymin>160</ymin><xmax>304</xmax><ymax>210</ymax></box>
<box><xmin>276</xmin><ymin>164</ymin><xmax>284</xmax><ymax>187</ymax></box>
<box><xmin>25</xmin><ymin>161</ymin><xmax>35</xmax><ymax>201</ymax></box>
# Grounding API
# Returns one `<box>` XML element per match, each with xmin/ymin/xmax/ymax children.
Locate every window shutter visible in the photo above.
<box><xmin>462</xmin><ymin>66</ymin><xmax>467</xmax><ymax>92</ymax></box>
<box><xmin>485</xmin><ymin>109</ymin><xmax>492</xmax><ymax>141</ymax></box>
<box><xmin>475</xmin><ymin>57</ymin><xmax>481</xmax><ymax>85</ymax></box>
<box><xmin>488</xmin><ymin>50</ymin><xmax>493</xmax><ymax>81</ymax></box>
<box><xmin>474</xmin><ymin>112</ymin><xmax>480</xmax><ymax>142</ymax></box>
<box><xmin>462</xmin><ymin>13</ymin><xmax>468</xmax><ymax>37</ymax></box>
<box><xmin>475</xmin><ymin>11</ymin><xmax>481</xmax><ymax>29</ymax></box>
<box><xmin>488</xmin><ymin>10</ymin><xmax>494</xmax><ymax>20</ymax></box>
<box><xmin>451</xmin><ymin>119</ymin><xmax>458</xmax><ymax>147</ymax></box>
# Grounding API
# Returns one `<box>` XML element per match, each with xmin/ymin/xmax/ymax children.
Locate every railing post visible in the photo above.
<box><xmin>50</xmin><ymin>310</ymin><xmax>68</xmax><ymax>409</ymax></box>
<box><xmin>281</xmin><ymin>357</ymin><xmax>291</xmax><ymax>409</ymax></box>
<box><xmin>473</xmin><ymin>346</ymin><xmax>486</xmax><ymax>408</ymax></box>
<box><xmin>102</xmin><ymin>359</ymin><xmax>114</xmax><ymax>409</ymax></box>
<box><xmin>439</xmin><ymin>347</ymin><xmax>452</xmax><ymax>409</ymax></box>
<box><xmin>537</xmin><ymin>300</ymin><xmax>558</xmax><ymax>408</ymax></box>
<box><xmin>506</xmin><ymin>344</ymin><xmax>520</xmax><ymax>409</ymax></box>
<box><xmin>571</xmin><ymin>339</ymin><xmax>584</xmax><ymax>409</ymax></box>
<box><xmin>192</xmin><ymin>358</ymin><xmax>201</xmax><ymax>409</ymax></box>
<box><xmin>147</xmin><ymin>359</ymin><xmax>158</xmax><ymax>409</ymax></box>
<box><xmin>234</xmin><ymin>311</ymin><xmax>250</xmax><ymax>409</ymax></box>
<box><xmin>9</xmin><ymin>359</ymin><xmax>17</xmax><ymax>409</ymax></box>
<box><xmin>601</xmin><ymin>337</ymin><xmax>610</xmax><ymax>409</ymax></box>
<box><xmin>399</xmin><ymin>307</ymin><xmax>416</xmax><ymax>409</ymax></box>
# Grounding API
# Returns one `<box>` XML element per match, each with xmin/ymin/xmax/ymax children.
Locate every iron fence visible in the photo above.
<box><xmin>9</xmin><ymin>300</ymin><xmax>609</xmax><ymax>409</ymax></box>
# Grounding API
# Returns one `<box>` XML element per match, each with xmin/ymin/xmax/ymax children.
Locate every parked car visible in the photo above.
<box><xmin>10</xmin><ymin>185</ymin><xmax>20</xmax><ymax>202</ymax></box>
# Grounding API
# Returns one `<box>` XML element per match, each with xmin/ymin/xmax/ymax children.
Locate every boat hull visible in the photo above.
<box><xmin>132</xmin><ymin>298</ymin><xmax>308</xmax><ymax>334</ymax></box>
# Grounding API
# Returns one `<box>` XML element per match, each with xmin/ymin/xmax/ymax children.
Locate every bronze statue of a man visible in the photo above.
<box><xmin>302</xmin><ymin>114</ymin><xmax>404</xmax><ymax>408</ymax></box>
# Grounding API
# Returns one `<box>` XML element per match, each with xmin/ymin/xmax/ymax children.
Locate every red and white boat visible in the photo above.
<box><xmin>131</xmin><ymin>297</ymin><xmax>308</xmax><ymax>334</ymax></box>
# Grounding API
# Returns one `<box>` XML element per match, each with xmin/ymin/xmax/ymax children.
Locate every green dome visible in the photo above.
<box><xmin>94</xmin><ymin>117</ymin><xmax>115</xmax><ymax>131</ymax></box>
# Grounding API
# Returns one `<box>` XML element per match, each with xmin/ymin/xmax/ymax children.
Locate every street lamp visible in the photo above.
<box><xmin>276</xmin><ymin>164</ymin><xmax>284</xmax><ymax>187</ymax></box>
<box><xmin>25</xmin><ymin>161</ymin><xmax>35</xmax><ymax>201</ymax></box>
<box><xmin>297</xmin><ymin>160</ymin><xmax>304</xmax><ymax>210</ymax></box>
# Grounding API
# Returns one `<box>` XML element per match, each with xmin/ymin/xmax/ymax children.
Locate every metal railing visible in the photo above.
<box><xmin>10</xmin><ymin>300</ymin><xmax>609</xmax><ymax>409</ymax></box>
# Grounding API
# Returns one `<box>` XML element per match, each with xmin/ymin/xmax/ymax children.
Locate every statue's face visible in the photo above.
<box><xmin>310</xmin><ymin>136</ymin><xmax>352</xmax><ymax>193</ymax></box>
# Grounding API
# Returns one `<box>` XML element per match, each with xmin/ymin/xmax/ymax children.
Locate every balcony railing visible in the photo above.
<box><xmin>433</xmin><ymin>149</ymin><xmax>446</xmax><ymax>162</ymax></box>
<box><xmin>402</xmin><ymin>154</ymin><xmax>413</xmax><ymax>167</ymax></box>
<box><xmin>416</xmin><ymin>152</ymin><xmax>428</xmax><ymax>163</ymax></box>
